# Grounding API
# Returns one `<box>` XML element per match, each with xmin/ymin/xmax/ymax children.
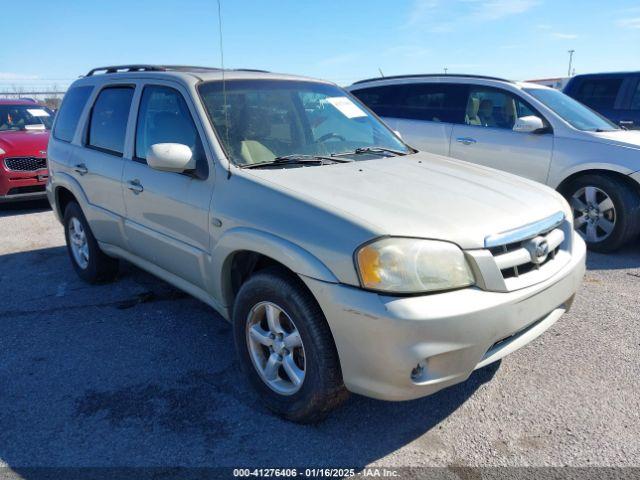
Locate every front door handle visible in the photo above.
<box><xmin>456</xmin><ymin>137</ymin><xmax>477</xmax><ymax>145</ymax></box>
<box><xmin>127</xmin><ymin>179</ymin><xmax>144</xmax><ymax>194</ymax></box>
<box><xmin>73</xmin><ymin>163</ymin><xmax>88</xmax><ymax>175</ymax></box>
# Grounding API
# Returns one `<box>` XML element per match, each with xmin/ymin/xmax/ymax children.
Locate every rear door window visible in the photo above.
<box><xmin>574</xmin><ymin>78</ymin><xmax>623</xmax><ymax>110</ymax></box>
<box><xmin>350</xmin><ymin>85</ymin><xmax>403</xmax><ymax>118</ymax></box>
<box><xmin>53</xmin><ymin>86</ymin><xmax>93</xmax><ymax>142</ymax></box>
<box><xmin>87</xmin><ymin>86</ymin><xmax>135</xmax><ymax>156</ymax></box>
<box><xmin>397</xmin><ymin>83</ymin><xmax>468</xmax><ymax>123</ymax></box>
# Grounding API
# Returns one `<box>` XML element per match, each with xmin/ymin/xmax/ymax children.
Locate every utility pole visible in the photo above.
<box><xmin>567</xmin><ymin>50</ymin><xmax>575</xmax><ymax>77</ymax></box>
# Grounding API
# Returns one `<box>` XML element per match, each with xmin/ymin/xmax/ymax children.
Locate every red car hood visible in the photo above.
<box><xmin>0</xmin><ymin>129</ymin><xmax>50</xmax><ymax>157</ymax></box>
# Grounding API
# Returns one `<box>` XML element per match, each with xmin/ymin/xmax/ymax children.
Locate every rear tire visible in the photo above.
<box><xmin>562</xmin><ymin>174</ymin><xmax>640</xmax><ymax>252</ymax></box>
<box><xmin>232</xmin><ymin>267</ymin><xmax>348</xmax><ymax>423</ymax></box>
<box><xmin>63</xmin><ymin>202</ymin><xmax>119</xmax><ymax>283</ymax></box>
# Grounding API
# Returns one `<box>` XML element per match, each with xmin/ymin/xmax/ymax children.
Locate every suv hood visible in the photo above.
<box><xmin>245</xmin><ymin>152</ymin><xmax>567</xmax><ymax>249</ymax></box>
<box><xmin>588</xmin><ymin>129</ymin><xmax>640</xmax><ymax>150</ymax></box>
<box><xmin>0</xmin><ymin>129</ymin><xmax>50</xmax><ymax>155</ymax></box>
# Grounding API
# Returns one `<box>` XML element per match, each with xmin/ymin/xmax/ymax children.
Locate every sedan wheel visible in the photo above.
<box><xmin>571</xmin><ymin>186</ymin><xmax>616</xmax><ymax>243</ymax></box>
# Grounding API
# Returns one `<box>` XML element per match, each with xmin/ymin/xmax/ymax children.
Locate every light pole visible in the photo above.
<box><xmin>567</xmin><ymin>50</ymin><xmax>575</xmax><ymax>77</ymax></box>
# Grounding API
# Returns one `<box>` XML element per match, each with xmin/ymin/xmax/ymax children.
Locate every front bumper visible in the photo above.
<box><xmin>0</xmin><ymin>164</ymin><xmax>48</xmax><ymax>202</ymax></box>
<box><xmin>302</xmin><ymin>233</ymin><xmax>586</xmax><ymax>401</ymax></box>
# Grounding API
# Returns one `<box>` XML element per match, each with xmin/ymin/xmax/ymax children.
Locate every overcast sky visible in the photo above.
<box><xmin>2</xmin><ymin>0</ymin><xmax>639</xmax><ymax>91</ymax></box>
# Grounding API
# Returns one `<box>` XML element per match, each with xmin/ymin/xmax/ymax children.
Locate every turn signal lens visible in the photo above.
<box><xmin>357</xmin><ymin>245</ymin><xmax>382</xmax><ymax>287</ymax></box>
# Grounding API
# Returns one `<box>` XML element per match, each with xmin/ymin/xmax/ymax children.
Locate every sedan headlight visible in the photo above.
<box><xmin>0</xmin><ymin>147</ymin><xmax>5</xmax><ymax>156</ymax></box>
<box><xmin>355</xmin><ymin>238</ymin><xmax>475</xmax><ymax>293</ymax></box>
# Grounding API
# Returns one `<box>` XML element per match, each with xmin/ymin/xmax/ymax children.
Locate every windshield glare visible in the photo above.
<box><xmin>0</xmin><ymin>104</ymin><xmax>54</xmax><ymax>132</ymax></box>
<box><xmin>524</xmin><ymin>88</ymin><xmax>618</xmax><ymax>132</ymax></box>
<box><xmin>198</xmin><ymin>80</ymin><xmax>410</xmax><ymax>166</ymax></box>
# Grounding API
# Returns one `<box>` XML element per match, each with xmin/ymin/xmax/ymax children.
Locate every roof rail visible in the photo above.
<box><xmin>86</xmin><ymin>65</ymin><xmax>166</xmax><ymax>76</ymax></box>
<box><xmin>85</xmin><ymin>65</ymin><xmax>270</xmax><ymax>77</ymax></box>
<box><xmin>351</xmin><ymin>73</ymin><xmax>513</xmax><ymax>86</ymax></box>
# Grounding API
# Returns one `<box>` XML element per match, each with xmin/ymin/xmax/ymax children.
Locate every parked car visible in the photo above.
<box><xmin>564</xmin><ymin>71</ymin><xmax>640</xmax><ymax>130</ymax></box>
<box><xmin>348</xmin><ymin>74</ymin><xmax>640</xmax><ymax>252</ymax></box>
<box><xmin>47</xmin><ymin>65</ymin><xmax>585</xmax><ymax>422</ymax></box>
<box><xmin>0</xmin><ymin>99</ymin><xmax>52</xmax><ymax>202</ymax></box>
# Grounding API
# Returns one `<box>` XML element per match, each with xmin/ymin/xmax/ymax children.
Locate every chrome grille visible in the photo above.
<box><xmin>4</xmin><ymin>157</ymin><xmax>47</xmax><ymax>171</ymax></box>
<box><xmin>489</xmin><ymin>226</ymin><xmax>564</xmax><ymax>280</ymax></box>
<box><xmin>466</xmin><ymin>212</ymin><xmax>573</xmax><ymax>292</ymax></box>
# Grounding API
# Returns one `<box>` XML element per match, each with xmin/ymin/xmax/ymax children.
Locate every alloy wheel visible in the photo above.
<box><xmin>68</xmin><ymin>217</ymin><xmax>89</xmax><ymax>269</ymax></box>
<box><xmin>245</xmin><ymin>301</ymin><xmax>306</xmax><ymax>395</ymax></box>
<box><xmin>571</xmin><ymin>186</ymin><xmax>616</xmax><ymax>243</ymax></box>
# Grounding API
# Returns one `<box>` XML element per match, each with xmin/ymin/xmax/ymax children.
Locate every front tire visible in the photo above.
<box><xmin>63</xmin><ymin>202</ymin><xmax>119</xmax><ymax>283</ymax></box>
<box><xmin>563</xmin><ymin>174</ymin><xmax>640</xmax><ymax>252</ymax></box>
<box><xmin>232</xmin><ymin>267</ymin><xmax>348</xmax><ymax>423</ymax></box>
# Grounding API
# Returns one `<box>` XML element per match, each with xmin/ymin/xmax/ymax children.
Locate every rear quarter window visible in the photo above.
<box><xmin>53</xmin><ymin>86</ymin><xmax>94</xmax><ymax>142</ymax></box>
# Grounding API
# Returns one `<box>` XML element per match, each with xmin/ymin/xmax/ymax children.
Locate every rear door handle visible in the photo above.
<box><xmin>73</xmin><ymin>163</ymin><xmax>88</xmax><ymax>175</ymax></box>
<box><xmin>456</xmin><ymin>137</ymin><xmax>477</xmax><ymax>145</ymax></box>
<box><xmin>127</xmin><ymin>179</ymin><xmax>144</xmax><ymax>194</ymax></box>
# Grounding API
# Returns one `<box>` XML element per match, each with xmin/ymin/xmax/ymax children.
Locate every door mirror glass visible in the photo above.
<box><xmin>513</xmin><ymin>115</ymin><xmax>545</xmax><ymax>133</ymax></box>
<box><xmin>147</xmin><ymin>143</ymin><xmax>195</xmax><ymax>173</ymax></box>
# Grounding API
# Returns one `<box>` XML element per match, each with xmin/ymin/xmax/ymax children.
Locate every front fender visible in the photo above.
<box><xmin>211</xmin><ymin>226</ymin><xmax>339</xmax><ymax>308</ymax></box>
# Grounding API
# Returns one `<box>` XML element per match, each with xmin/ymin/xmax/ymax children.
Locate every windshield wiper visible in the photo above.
<box><xmin>332</xmin><ymin>146</ymin><xmax>409</xmax><ymax>158</ymax></box>
<box><xmin>240</xmin><ymin>154</ymin><xmax>351</xmax><ymax>169</ymax></box>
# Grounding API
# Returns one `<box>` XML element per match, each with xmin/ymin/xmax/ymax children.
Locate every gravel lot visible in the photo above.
<box><xmin>0</xmin><ymin>200</ymin><xmax>639</xmax><ymax>472</ymax></box>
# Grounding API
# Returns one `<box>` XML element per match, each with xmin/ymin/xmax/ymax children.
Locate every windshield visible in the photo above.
<box><xmin>524</xmin><ymin>88</ymin><xmax>619</xmax><ymax>132</ymax></box>
<box><xmin>0</xmin><ymin>104</ymin><xmax>54</xmax><ymax>131</ymax></box>
<box><xmin>198</xmin><ymin>80</ymin><xmax>410</xmax><ymax>166</ymax></box>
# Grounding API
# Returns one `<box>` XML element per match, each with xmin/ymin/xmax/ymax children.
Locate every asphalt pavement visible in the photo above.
<box><xmin>0</xmin><ymin>200</ymin><xmax>638</xmax><ymax>474</ymax></box>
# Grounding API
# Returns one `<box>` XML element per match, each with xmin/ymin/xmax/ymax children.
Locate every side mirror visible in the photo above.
<box><xmin>146</xmin><ymin>143</ymin><xmax>195</xmax><ymax>173</ymax></box>
<box><xmin>513</xmin><ymin>115</ymin><xmax>545</xmax><ymax>133</ymax></box>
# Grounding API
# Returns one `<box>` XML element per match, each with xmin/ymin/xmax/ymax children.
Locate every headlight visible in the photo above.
<box><xmin>0</xmin><ymin>147</ymin><xmax>5</xmax><ymax>156</ymax></box>
<box><xmin>558</xmin><ymin>194</ymin><xmax>573</xmax><ymax>224</ymax></box>
<box><xmin>355</xmin><ymin>237</ymin><xmax>475</xmax><ymax>293</ymax></box>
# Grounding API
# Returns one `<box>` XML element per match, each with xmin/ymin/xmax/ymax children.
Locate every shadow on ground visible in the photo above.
<box><xmin>0</xmin><ymin>246</ymin><xmax>500</xmax><ymax>472</ymax></box>
<box><xmin>0</xmin><ymin>199</ymin><xmax>50</xmax><ymax>218</ymax></box>
<box><xmin>586</xmin><ymin>243</ymin><xmax>640</xmax><ymax>271</ymax></box>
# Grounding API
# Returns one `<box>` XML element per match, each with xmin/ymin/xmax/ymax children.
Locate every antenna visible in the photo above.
<box><xmin>217</xmin><ymin>0</ymin><xmax>232</xmax><ymax>179</ymax></box>
<box><xmin>378</xmin><ymin>67</ymin><xmax>384</xmax><ymax>77</ymax></box>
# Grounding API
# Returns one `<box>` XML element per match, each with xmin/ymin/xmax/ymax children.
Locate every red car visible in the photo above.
<box><xmin>0</xmin><ymin>99</ymin><xmax>53</xmax><ymax>202</ymax></box>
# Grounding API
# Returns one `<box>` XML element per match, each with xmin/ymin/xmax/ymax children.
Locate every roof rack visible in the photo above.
<box><xmin>85</xmin><ymin>65</ymin><xmax>269</xmax><ymax>77</ymax></box>
<box><xmin>351</xmin><ymin>73</ymin><xmax>513</xmax><ymax>85</ymax></box>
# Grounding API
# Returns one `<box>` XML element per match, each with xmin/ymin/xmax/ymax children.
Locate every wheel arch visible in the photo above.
<box><xmin>55</xmin><ymin>186</ymin><xmax>79</xmax><ymax>218</ymax></box>
<box><xmin>556</xmin><ymin>168</ymin><xmax>640</xmax><ymax>197</ymax></box>
<box><xmin>211</xmin><ymin>227</ymin><xmax>339</xmax><ymax>312</ymax></box>
<box><xmin>51</xmin><ymin>172</ymin><xmax>90</xmax><ymax>220</ymax></box>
